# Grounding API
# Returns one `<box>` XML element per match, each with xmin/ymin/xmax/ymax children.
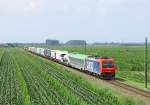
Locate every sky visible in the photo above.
<box><xmin>0</xmin><ymin>0</ymin><xmax>150</xmax><ymax>43</ymax></box>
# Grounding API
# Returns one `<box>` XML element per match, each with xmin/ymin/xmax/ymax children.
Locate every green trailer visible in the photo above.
<box><xmin>68</xmin><ymin>53</ymin><xmax>89</xmax><ymax>70</ymax></box>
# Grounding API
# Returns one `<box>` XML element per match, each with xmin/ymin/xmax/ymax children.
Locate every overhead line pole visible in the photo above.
<box><xmin>85</xmin><ymin>41</ymin><xmax>86</xmax><ymax>55</ymax></box>
<box><xmin>144</xmin><ymin>37</ymin><xmax>148</xmax><ymax>89</ymax></box>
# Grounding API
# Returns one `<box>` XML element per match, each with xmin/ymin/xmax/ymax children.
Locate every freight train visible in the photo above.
<box><xmin>25</xmin><ymin>47</ymin><xmax>116</xmax><ymax>79</ymax></box>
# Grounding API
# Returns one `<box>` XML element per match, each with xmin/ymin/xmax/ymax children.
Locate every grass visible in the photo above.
<box><xmin>0</xmin><ymin>48</ymin><xmax>148</xmax><ymax>105</ymax></box>
<box><xmin>39</xmin><ymin>45</ymin><xmax>150</xmax><ymax>89</ymax></box>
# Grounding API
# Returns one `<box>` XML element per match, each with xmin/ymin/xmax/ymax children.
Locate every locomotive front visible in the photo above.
<box><xmin>99</xmin><ymin>58</ymin><xmax>116</xmax><ymax>79</ymax></box>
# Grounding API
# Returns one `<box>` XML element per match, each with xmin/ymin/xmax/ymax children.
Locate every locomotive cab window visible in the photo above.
<box><xmin>102</xmin><ymin>61</ymin><xmax>114</xmax><ymax>68</ymax></box>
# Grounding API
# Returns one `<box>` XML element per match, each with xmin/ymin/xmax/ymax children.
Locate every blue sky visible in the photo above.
<box><xmin>0</xmin><ymin>0</ymin><xmax>150</xmax><ymax>43</ymax></box>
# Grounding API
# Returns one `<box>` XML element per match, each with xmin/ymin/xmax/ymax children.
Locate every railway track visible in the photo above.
<box><xmin>27</xmin><ymin>50</ymin><xmax>150</xmax><ymax>101</ymax></box>
<box><xmin>107</xmin><ymin>80</ymin><xmax>150</xmax><ymax>100</ymax></box>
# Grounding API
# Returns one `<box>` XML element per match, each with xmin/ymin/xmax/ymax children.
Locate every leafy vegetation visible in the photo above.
<box><xmin>0</xmin><ymin>48</ymin><xmax>147</xmax><ymax>105</ymax></box>
<box><xmin>44</xmin><ymin>45</ymin><xmax>150</xmax><ymax>89</ymax></box>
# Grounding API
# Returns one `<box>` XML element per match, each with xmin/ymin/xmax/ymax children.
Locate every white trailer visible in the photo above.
<box><xmin>28</xmin><ymin>47</ymin><xmax>36</xmax><ymax>53</ymax></box>
<box><xmin>36</xmin><ymin>48</ymin><xmax>45</xmax><ymax>55</ymax></box>
<box><xmin>40</xmin><ymin>48</ymin><xmax>45</xmax><ymax>55</ymax></box>
<box><xmin>55</xmin><ymin>50</ymin><xmax>68</xmax><ymax>62</ymax></box>
<box><xmin>50</xmin><ymin>50</ymin><xmax>57</xmax><ymax>59</ymax></box>
<box><xmin>64</xmin><ymin>54</ymin><xmax>70</xmax><ymax>64</ymax></box>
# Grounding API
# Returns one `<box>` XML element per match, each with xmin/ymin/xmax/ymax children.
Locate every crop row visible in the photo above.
<box><xmin>0</xmin><ymin>49</ymin><xmax>23</xmax><ymax>105</ymax></box>
<box><xmin>0</xmin><ymin>48</ymin><xmax>147</xmax><ymax>105</ymax></box>
<box><xmin>17</xmin><ymin>49</ymin><xmax>120</xmax><ymax>105</ymax></box>
<box><xmin>10</xmin><ymin>48</ymin><xmax>86</xmax><ymax>105</ymax></box>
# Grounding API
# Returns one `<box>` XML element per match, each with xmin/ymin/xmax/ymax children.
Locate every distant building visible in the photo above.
<box><xmin>66</xmin><ymin>40</ymin><xmax>86</xmax><ymax>45</ymax></box>
<box><xmin>46</xmin><ymin>39</ymin><xmax>59</xmax><ymax>45</ymax></box>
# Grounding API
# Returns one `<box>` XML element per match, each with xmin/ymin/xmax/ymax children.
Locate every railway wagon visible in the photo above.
<box><xmin>55</xmin><ymin>50</ymin><xmax>68</xmax><ymax>62</ymax></box>
<box><xmin>44</xmin><ymin>49</ymin><xmax>51</xmax><ymax>57</ymax></box>
<box><xmin>50</xmin><ymin>50</ymin><xmax>57</xmax><ymax>59</ymax></box>
<box><xmin>40</xmin><ymin>48</ymin><xmax>45</xmax><ymax>56</ymax></box>
<box><xmin>28</xmin><ymin>47</ymin><xmax>36</xmax><ymax>53</ymax></box>
<box><xmin>64</xmin><ymin>54</ymin><xmax>70</xmax><ymax>64</ymax></box>
<box><xmin>36</xmin><ymin>48</ymin><xmax>41</xmax><ymax>54</ymax></box>
<box><xmin>36</xmin><ymin>48</ymin><xmax>45</xmax><ymax>55</ymax></box>
<box><xmin>28</xmin><ymin>47</ymin><xmax>32</xmax><ymax>51</ymax></box>
<box><xmin>68</xmin><ymin>53</ymin><xmax>88</xmax><ymax>70</ymax></box>
<box><xmin>23</xmin><ymin>46</ymin><xmax>28</xmax><ymax>50</ymax></box>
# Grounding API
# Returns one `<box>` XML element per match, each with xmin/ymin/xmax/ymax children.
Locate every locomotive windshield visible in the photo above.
<box><xmin>102</xmin><ymin>61</ymin><xmax>114</xmax><ymax>68</ymax></box>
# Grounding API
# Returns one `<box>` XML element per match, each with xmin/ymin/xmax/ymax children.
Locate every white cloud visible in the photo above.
<box><xmin>44</xmin><ymin>0</ymin><xmax>129</xmax><ymax>16</ymax></box>
<box><xmin>23</xmin><ymin>0</ymin><xmax>39</xmax><ymax>12</ymax></box>
<box><xmin>94</xmin><ymin>0</ymin><xmax>129</xmax><ymax>16</ymax></box>
<box><xmin>0</xmin><ymin>0</ymin><xmax>40</xmax><ymax>12</ymax></box>
<box><xmin>0</xmin><ymin>0</ymin><xmax>128</xmax><ymax>15</ymax></box>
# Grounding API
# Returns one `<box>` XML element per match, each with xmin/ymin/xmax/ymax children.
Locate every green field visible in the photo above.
<box><xmin>41</xmin><ymin>45</ymin><xmax>150</xmax><ymax>89</ymax></box>
<box><xmin>0</xmin><ymin>48</ymin><xmax>147</xmax><ymax>105</ymax></box>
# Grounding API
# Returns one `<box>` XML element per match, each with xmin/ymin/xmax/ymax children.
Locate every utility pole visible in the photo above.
<box><xmin>144</xmin><ymin>37</ymin><xmax>148</xmax><ymax>89</ymax></box>
<box><xmin>85</xmin><ymin>41</ymin><xmax>87</xmax><ymax>55</ymax></box>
